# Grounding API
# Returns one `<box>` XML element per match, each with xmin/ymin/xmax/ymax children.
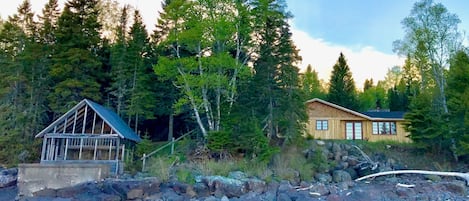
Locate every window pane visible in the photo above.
<box><xmin>391</xmin><ymin>122</ymin><xmax>396</xmax><ymax>135</ymax></box>
<box><xmin>379</xmin><ymin>122</ymin><xmax>384</xmax><ymax>134</ymax></box>
<box><xmin>316</xmin><ymin>120</ymin><xmax>321</xmax><ymax>130</ymax></box>
<box><xmin>323</xmin><ymin>121</ymin><xmax>328</xmax><ymax>130</ymax></box>
<box><xmin>372</xmin><ymin>122</ymin><xmax>378</xmax><ymax>134</ymax></box>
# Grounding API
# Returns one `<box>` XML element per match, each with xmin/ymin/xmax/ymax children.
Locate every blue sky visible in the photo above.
<box><xmin>2</xmin><ymin>0</ymin><xmax>469</xmax><ymax>88</ymax></box>
<box><xmin>285</xmin><ymin>0</ymin><xmax>469</xmax><ymax>87</ymax></box>
<box><xmin>286</xmin><ymin>0</ymin><xmax>469</xmax><ymax>54</ymax></box>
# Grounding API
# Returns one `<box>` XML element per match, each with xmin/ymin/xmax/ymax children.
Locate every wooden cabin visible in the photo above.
<box><xmin>305</xmin><ymin>98</ymin><xmax>411</xmax><ymax>142</ymax></box>
<box><xmin>35</xmin><ymin>99</ymin><xmax>141</xmax><ymax>174</ymax></box>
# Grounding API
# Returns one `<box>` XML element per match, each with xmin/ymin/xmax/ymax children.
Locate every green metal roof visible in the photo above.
<box><xmin>36</xmin><ymin>99</ymin><xmax>141</xmax><ymax>142</ymax></box>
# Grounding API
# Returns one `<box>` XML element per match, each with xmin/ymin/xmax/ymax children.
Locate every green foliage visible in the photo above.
<box><xmin>327</xmin><ymin>53</ymin><xmax>358</xmax><ymax>110</ymax></box>
<box><xmin>207</xmin><ymin>130</ymin><xmax>232</xmax><ymax>154</ymax></box>
<box><xmin>301</xmin><ymin>64</ymin><xmax>326</xmax><ymax>100</ymax></box>
<box><xmin>147</xmin><ymin>155</ymin><xmax>179</xmax><ymax>182</ymax></box>
<box><xmin>358</xmin><ymin>81</ymin><xmax>388</xmax><ymax>111</ymax></box>
<box><xmin>404</xmin><ymin>92</ymin><xmax>450</xmax><ymax>154</ymax></box>
<box><xmin>135</xmin><ymin>135</ymin><xmax>155</xmax><ymax>157</ymax></box>
<box><xmin>447</xmin><ymin>50</ymin><xmax>469</xmax><ymax>156</ymax></box>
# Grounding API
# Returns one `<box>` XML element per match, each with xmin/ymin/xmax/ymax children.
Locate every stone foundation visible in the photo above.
<box><xmin>17</xmin><ymin>163</ymin><xmax>110</xmax><ymax>197</ymax></box>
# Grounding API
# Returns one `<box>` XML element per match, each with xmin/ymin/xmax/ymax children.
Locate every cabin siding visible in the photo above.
<box><xmin>306</xmin><ymin>99</ymin><xmax>411</xmax><ymax>143</ymax></box>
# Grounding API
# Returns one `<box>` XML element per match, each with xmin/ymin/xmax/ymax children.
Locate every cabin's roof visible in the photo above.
<box><xmin>305</xmin><ymin>98</ymin><xmax>405</xmax><ymax>121</ymax></box>
<box><xmin>361</xmin><ymin>111</ymin><xmax>405</xmax><ymax>119</ymax></box>
<box><xmin>35</xmin><ymin>99</ymin><xmax>141</xmax><ymax>142</ymax></box>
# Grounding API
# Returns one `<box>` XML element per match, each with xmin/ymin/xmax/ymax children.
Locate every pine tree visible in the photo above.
<box><xmin>49</xmin><ymin>0</ymin><xmax>103</xmax><ymax>114</ymax></box>
<box><xmin>447</xmin><ymin>50</ymin><xmax>469</xmax><ymax>156</ymax></box>
<box><xmin>109</xmin><ymin>5</ymin><xmax>131</xmax><ymax>117</ymax></box>
<box><xmin>126</xmin><ymin>10</ymin><xmax>157</xmax><ymax>133</ymax></box>
<box><xmin>327</xmin><ymin>52</ymin><xmax>358</xmax><ymax>110</ymax></box>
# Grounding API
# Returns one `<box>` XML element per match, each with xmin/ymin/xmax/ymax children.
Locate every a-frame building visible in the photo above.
<box><xmin>35</xmin><ymin>99</ymin><xmax>141</xmax><ymax>174</ymax></box>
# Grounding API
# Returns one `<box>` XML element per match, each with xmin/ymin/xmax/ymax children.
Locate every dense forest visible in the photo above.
<box><xmin>0</xmin><ymin>0</ymin><xmax>468</xmax><ymax>166</ymax></box>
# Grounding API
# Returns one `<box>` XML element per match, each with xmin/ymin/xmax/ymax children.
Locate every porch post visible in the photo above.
<box><xmin>108</xmin><ymin>138</ymin><xmax>112</xmax><ymax>160</ymax></box>
<box><xmin>79</xmin><ymin>138</ymin><xmax>84</xmax><ymax>160</ymax></box>
<box><xmin>115</xmin><ymin>138</ymin><xmax>120</xmax><ymax>161</ymax></box>
<box><xmin>40</xmin><ymin>136</ymin><xmax>47</xmax><ymax>162</ymax></box>
<box><xmin>121</xmin><ymin>144</ymin><xmax>125</xmax><ymax>161</ymax></box>
<box><xmin>93</xmin><ymin>138</ymin><xmax>98</xmax><ymax>160</ymax></box>
<box><xmin>64</xmin><ymin>138</ymin><xmax>69</xmax><ymax>160</ymax></box>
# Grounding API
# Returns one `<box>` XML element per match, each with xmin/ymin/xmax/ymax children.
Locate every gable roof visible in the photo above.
<box><xmin>305</xmin><ymin>98</ymin><xmax>405</xmax><ymax>121</ymax></box>
<box><xmin>36</xmin><ymin>99</ymin><xmax>141</xmax><ymax>142</ymax></box>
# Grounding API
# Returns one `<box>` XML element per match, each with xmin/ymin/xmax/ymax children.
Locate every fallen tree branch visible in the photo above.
<box><xmin>352</xmin><ymin>145</ymin><xmax>378</xmax><ymax>170</ymax></box>
<box><xmin>355</xmin><ymin>170</ymin><xmax>469</xmax><ymax>185</ymax></box>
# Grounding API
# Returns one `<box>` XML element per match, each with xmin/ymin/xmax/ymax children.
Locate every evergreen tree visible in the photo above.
<box><xmin>327</xmin><ymin>52</ymin><xmax>358</xmax><ymax>110</ymax></box>
<box><xmin>363</xmin><ymin>78</ymin><xmax>373</xmax><ymax>91</ymax></box>
<box><xmin>49</xmin><ymin>0</ymin><xmax>103</xmax><ymax>114</ymax></box>
<box><xmin>109</xmin><ymin>5</ymin><xmax>130</xmax><ymax>117</ymax></box>
<box><xmin>151</xmin><ymin>0</ymin><xmax>186</xmax><ymax>141</ymax></box>
<box><xmin>0</xmin><ymin>0</ymin><xmax>45</xmax><ymax>164</ymax></box>
<box><xmin>126</xmin><ymin>10</ymin><xmax>157</xmax><ymax>133</ymax></box>
<box><xmin>447</xmin><ymin>50</ymin><xmax>469</xmax><ymax>156</ymax></box>
<box><xmin>301</xmin><ymin>64</ymin><xmax>325</xmax><ymax>100</ymax></box>
<box><xmin>244</xmin><ymin>0</ymin><xmax>307</xmax><ymax>145</ymax></box>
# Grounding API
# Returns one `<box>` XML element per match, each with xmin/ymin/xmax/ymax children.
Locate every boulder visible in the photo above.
<box><xmin>344</xmin><ymin>167</ymin><xmax>358</xmax><ymax>180</ymax></box>
<box><xmin>198</xmin><ymin>175</ymin><xmax>247</xmax><ymax>198</ymax></box>
<box><xmin>0</xmin><ymin>168</ymin><xmax>17</xmax><ymax>188</ymax></box>
<box><xmin>314</xmin><ymin>173</ymin><xmax>332</xmax><ymax>183</ymax></box>
<box><xmin>332</xmin><ymin>170</ymin><xmax>352</xmax><ymax>183</ymax></box>
<box><xmin>440</xmin><ymin>181</ymin><xmax>467</xmax><ymax>195</ymax></box>
<box><xmin>126</xmin><ymin>188</ymin><xmax>143</xmax><ymax>200</ymax></box>
<box><xmin>193</xmin><ymin>182</ymin><xmax>211</xmax><ymax>197</ymax></box>
<box><xmin>310</xmin><ymin>183</ymin><xmax>330</xmax><ymax>196</ymax></box>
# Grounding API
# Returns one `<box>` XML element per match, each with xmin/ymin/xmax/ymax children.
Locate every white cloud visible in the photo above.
<box><xmin>291</xmin><ymin>28</ymin><xmax>405</xmax><ymax>89</ymax></box>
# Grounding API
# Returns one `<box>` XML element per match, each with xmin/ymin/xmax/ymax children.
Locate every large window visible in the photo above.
<box><xmin>372</xmin><ymin>122</ymin><xmax>397</xmax><ymax>135</ymax></box>
<box><xmin>316</xmin><ymin>120</ymin><xmax>328</xmax><ymax>130</ymax></box>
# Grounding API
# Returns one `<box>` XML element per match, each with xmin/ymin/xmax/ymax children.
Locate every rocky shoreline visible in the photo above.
<box><xmin>1</xmin><ymin>140</ymin><xmax>468</xmax><ymax>200</ymax></box>
<box><xmin>2</xmin><ymin>171</ymin><xmax>467</xmax><ymax>201</ymax></box>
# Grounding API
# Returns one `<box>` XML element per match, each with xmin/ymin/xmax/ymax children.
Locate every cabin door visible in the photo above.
<box><xmin>345</xmin><ymin>122</ymin><xmax>362</xmax><ymax>140</ymax></box>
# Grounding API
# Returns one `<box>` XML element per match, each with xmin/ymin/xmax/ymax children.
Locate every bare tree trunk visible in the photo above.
<box><xmin>168</xmin><ymin>112</ymin><xmax>174</xmax><ymax>141</ymax></box>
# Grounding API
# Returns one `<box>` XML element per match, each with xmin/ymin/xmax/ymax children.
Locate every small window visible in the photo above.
<box><xmin>372</xmin><ymin>121</ymin><xmax>397</xmax><ymax>135</ymax></box>
<box><xmin>316</xmin><ymin>120</ymin><xmax>328</xmax><ymax>130</ymax></box>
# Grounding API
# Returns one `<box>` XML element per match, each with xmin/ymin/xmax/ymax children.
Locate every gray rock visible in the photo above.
<box><xmin>245</xmin><ymin>178</ymin><xmax>266</xmax><ymax>193</ymax></box>
<box><xmin>228</xmin><ymin>171</ymin><xmax>247</xmax><ymax>180</ymax></box>
<box><xmin>344</xmin><ymin>167</ymin><xmax>358</xmax><ymax>180</ymax></box>
<box><xmin>220</xmin><ymin>195</ymin><xmax>229</xmax><ymax>201</ymax></box>
<box><xmin>126</xmin><ymin>188</ymin><xmax>143</xmax><ymax>200</ymax></box>
<box><xmin>424</xmin><ymin>174</ymin><xmax>442</xmax><ymax>182</ymax></box>
<box><xmin>193</xmin><ymin>182</ymin><xmax>211</xmax><ymax>197</ymax></box>
<box><xmin>199</xmin><ymin>175</ymin><xmax>247</xmax><ymax>198</ymax></box>
<box><xmin>310</xmin><ymin>183</ymin><xmax>329</xmax><ymax>196</ymax></box>
<box><xmin>0</xmin><ymin>174</ymin><xmax>16</xmax><ymax>188</ymax></box>
<box><xmin>314</xmin><ymin>173</ymin><xmax>332</xmax><ymax>183</ymax></box>
<box><xmin>332</xmin><ymin>143</ymin><xmax>341</xmax><ymax>153</ymax></box>
<box><xmin>277</xmin><ymin>181</ymin><xmax>292</xmax><ymax>194</ymax></box>
<box><xmin>203</xmin><ymin>196</ymin><xmax>219</xmax><ymax>201</ymax></box>
<box><xmin>332</xmin><ymin>170</ymin><xmax>352</xmax><ymax>183</ymax></box>
<box><xmin>440</xmin><ymin>181</ymin><xmax>467</xmax><ymax>195</ymax></box>
<box><xmin>276</xmin><ymin>192</ymin><xmax>292</xmax><ymax>201</ymax></box>
<box><xmin>161</xmin><ymin>189</ymin><xmax>184</xmax><ymax>201</ymax></box>
<box><xmin>316</xmin><ymin>140</ymin><xmax>326</xmax><ymax>146</ymax></box>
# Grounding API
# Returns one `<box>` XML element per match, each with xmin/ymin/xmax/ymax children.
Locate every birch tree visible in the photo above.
<box><xmin>154</xmin><ymin>0</ymin><xmax>251</xmax><ymax>138</ymax></box>
<box><xmin>393</xmin><ymin>0</ymin><xmax>462</xmax><ymax>113</ymax></box>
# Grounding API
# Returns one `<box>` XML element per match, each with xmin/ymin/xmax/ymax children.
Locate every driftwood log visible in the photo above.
<box><xmin>355</xmin><ymin>170</ymin><xmax>469</xmax><ymax>185</ymax></box>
